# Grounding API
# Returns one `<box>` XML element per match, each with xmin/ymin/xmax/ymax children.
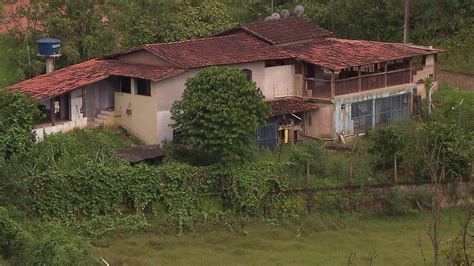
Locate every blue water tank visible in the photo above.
<box><xmin>36</xmin><ymin>38</ymin><xmax>61</xmax><ymax>56</ymax></box>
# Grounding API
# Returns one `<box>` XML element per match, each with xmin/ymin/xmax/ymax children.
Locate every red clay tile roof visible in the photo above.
<box><xmin>6</xmin><ymin>59</ymin><xmax>185</xmax><ymax>100</ymax></box>
<box><xmin>142</xmin><ymin>33</ymin><xmax>291</xmax><ymax>68</ymax></box>
<box><xmin>218</xmin><ymin>17</ymin><xmax>333</xmax><ymax>45</ymax></box>
<box><xmin>285</xmin><ymin>38</ymin><xmax>439</xmax><ymax>70</ymax></box>
<box><xmin>267</xmin><ymin>97</ymin><xmax>319</xmax><ymax>117</ymax></box>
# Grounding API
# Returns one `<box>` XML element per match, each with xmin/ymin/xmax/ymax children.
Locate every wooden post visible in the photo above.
<box><xmin>384</xmin><ymin>63</ymin><xmax>388</xmax><ymax>87</ymax></box>
<box><xmin>357</xmin><ymin>67</ymin><xmax>362</xmax><ymax>92</ymax></box>
<box><xmin>409</xmin><ymin>58</ymin><xmax>413</xmax><ymax>83</ymax></box>
<box><xmin>403</xmin><ymin>0</ymin><xmax>410</xmax><ymax>43</ymax></box>
<box><xmin>330</xmin><ymin>71</ymin><xmax>335</xmax><ymax>98</ymax></box>
<box><xmin>306</xmin><ymin>161</ymin><xmax>312</xmax><ymax>213</ymax></box>
<box><xmin>394</xmin><ymin>154</ymin><xmax>398</xmax><ymax>183</ymax></box>
<box><xmin>50</xmin><ymin>98</ymin><xmax>55</xmax><ymax>126</ymax></box>
<box><xmin>349</xmin><ymin>156</ymin><xmax>353</xmax><ymax>182</ymax></box>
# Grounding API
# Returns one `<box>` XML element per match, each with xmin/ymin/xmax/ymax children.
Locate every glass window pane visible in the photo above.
<box><xmin>391</xmin><ymin>95</ymin><xmax>401</xmax><ymax>110</ymax></box>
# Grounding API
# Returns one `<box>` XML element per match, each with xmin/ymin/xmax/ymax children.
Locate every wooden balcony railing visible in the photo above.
<box><xmin>303</xmin><ymin>68</ymin><xmax>412</xmax><ymax>99</ymax></box>
<box><xmin>303</xmin><ymin>78</ymin><xmax>332</xmax><ymax>99</ymax></box>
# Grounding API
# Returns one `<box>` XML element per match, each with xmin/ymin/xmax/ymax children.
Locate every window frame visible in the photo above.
<box><xmin>136</xmin><ymin>78</ymin><xmax>151</xmax><ymax>97</ymax></box>
<box><xmin>119</xmin><ymin>77</ymin><xmax>131</xmax><ymax>94</ymax></box>
<box><xmin>351</xmin><ymin>100</ymin><xmax>373</xmax><ymax>133</ymax></box>
<box><xmin>242</xmin><ymin>69</ymin><xmax>252</xmax><ymax>81</ymax></box>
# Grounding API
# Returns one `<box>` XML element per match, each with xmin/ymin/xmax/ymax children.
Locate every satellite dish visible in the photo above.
<box><xmin>281</xmin><ymin>9</ymin><xmax>290</xmax><ymax>18</ymax></box>
<box><xmin>294</xmin><ymin>5</ymin><xmax>304</xmax><ymax>16</ymax></box>
<box><xmin>264</xmin><ymin>16</ymin><xmax>273</xmax><ymax>22</ymax></box>
<box><xmin>271</xmin><ymin>12</ymin><xmax>281</xmax><ymax>20</ymax></box>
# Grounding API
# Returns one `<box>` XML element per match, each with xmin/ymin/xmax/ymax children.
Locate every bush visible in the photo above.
<box><xmin>32</xmin><ymin>224</ymin><xmax>99</xmax><ymax>266</ymax></box>
<box><xmin>382</xmin><ymin>188</ymin><xmax>415</xmax><ymax>216</ymax></box>
<box><xmin>368</xmin><ymin>126</ymin><xmax>406</xmax><ymax>170</ymax></box>
<box><xmin>0</xmin><ymin>90</ymin><xmax>41</xmax><ymax>162</ymax></box>
<box><xmin>0</xmin><ymin>207</ymin><xmax>32</xmax><ymax>261</ymax></box>
<box><xmin>171</xmin><ymin>67</ymin><xmax>271</xmax><ymax>164</ymax></box>
<box><xmin>227</xmin><ymin>161</ymin><xmax>295</xmax><ymax>218</ymax></box>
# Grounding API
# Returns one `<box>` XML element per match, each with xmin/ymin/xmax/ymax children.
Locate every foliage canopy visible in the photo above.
<box><xmin>171</xmin><ymin>67</ymin><xmax>271</xmax><ymax>163</ymax></box>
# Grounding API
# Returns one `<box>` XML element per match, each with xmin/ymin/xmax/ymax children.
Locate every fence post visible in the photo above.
<box><xmin>306</xmin><ymin>160</ymin><xmax>312</xmax><ymax>213</ymax></box>
<box><xmin>394</xmin><ymin>154</ymin><xmax>398</xmax><ymax>184</ymax></box>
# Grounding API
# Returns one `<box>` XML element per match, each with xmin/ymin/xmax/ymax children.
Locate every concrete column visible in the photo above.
<box><xmin>45</xmin><ymin>57</ymin><xmax>54</xmax><ymax>73</ymax></box>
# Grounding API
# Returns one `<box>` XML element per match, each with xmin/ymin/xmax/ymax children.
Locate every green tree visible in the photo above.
<box><xmin>170</xmin><ymin>67</ymin><xmax>271</xmax><ymax>163</ymax></box>
<box><xmin>160</xmin><ymin>0</ymin><xmax>233</xmax><ymax>42</ymax></box>
<box><xmin>0</xmin><ymin>90</ymin><xmax>40</xmax><ymax>162</ymax></box>
<box><xmin>7</xmin><ymin>0</ymin><xmax>118</xmax><ymax>65</ymax></box>
<box><xmin>108</xmin><ymin>0</ymin><xmax>180</xmax><ymax>48</ymax></box>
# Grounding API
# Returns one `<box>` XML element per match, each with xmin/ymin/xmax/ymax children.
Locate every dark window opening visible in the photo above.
<box><xmin>375</xmin><ymin>94</ymin><xmax>411</xmax><ymax>127</ymax></box>
<box><xmin>242</xmin><ymin>69</ymin><xmax>252</xmax><ymax>81</ymax></box>
<box><xmin>120</xmin><ymin>77</ymin><xmax>131</xmax><ymax>94</ymax></box>
<box><xmin>136</xmin><ymin>78</ymin><xmax>151</xmax><ymax>96</ymax></box>
<box><xmin>351</xmin><ymin>100</ymin><xmax>373</xmax><ymax>133</ymax></box>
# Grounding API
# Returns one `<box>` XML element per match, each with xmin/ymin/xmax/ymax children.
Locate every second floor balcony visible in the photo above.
<box><xmin>300</xmin><ymin>57</ymin><xmax>435</xmax><ymax>100</ymax></box>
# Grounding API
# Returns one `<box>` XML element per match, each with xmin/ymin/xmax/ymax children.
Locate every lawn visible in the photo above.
<box><xmin>94</xmin><ymin>209</ymin><xmax>467</xmax><ymax>265</ymax></box>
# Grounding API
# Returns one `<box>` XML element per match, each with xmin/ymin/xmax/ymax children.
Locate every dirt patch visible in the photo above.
<box><xmin>438</xmin><ymin>71</ymin><xmax>474</xmax><ymax>91</ymax></box>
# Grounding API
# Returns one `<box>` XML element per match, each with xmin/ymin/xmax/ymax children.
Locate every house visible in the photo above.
<box><xmin>6</xmin><ymin>17</ymin><xmax>442</xmax><ymax>145</ymax></box>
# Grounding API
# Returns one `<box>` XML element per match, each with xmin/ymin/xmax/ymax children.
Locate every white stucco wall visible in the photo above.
<box><xmin>70</xmin><ymin>88</ymin><xmax>84</xmax><ymax>121</ymax></box>
<box><xmin>263</xmin><ymin>65</ymin><xmax>296</xmax><ymax>99</ymax></box>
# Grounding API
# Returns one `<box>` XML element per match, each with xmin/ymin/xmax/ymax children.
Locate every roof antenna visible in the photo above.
<box><xmin>294</xmin><ymin>5</ymin><xmax>304</xmax><ymax>17</ymax></box>
<box><xmin>281</xmin><ymin>9</ymin><xmax>290</xmax><ymax>19</ymax></box>
<box><xmin>271</xmin><ymin>12</ymin><xmax>281</xmax><ymax>20</ymax></box>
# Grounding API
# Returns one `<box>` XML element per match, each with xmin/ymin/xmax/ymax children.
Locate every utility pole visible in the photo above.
<box><xmin>403</xmin><ymin>0</ymin><xmax>410</xmax><ymax>43</ymax></box>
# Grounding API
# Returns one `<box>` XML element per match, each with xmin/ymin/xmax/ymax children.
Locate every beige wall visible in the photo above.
<box><xmin>263</xmin><ymin>65</ymin><xmax>296</xmax><ymax>99</ymax></box>
<box><xmin>154</xmin><ymin>62</ymin><xmax>268</xmax><ymax>143</ymax></box>
<box><xmin>114</xmin><ymin>60</ymin><xmax>301</xmax><ymax>144</ymax></box>
<box><xmin>115</xmin><ymin>78</ymin><xmax>159</xmax><ymax>144</ymax></box>
<box><xmin>304</xmin><ymin>105</ymin><xmax>333</xmax><ymax>138</ymax></box>
<box><xmin>115</xmin><ymin>50</ymin><xmax>176</xmax><ymax>67</ymax></box>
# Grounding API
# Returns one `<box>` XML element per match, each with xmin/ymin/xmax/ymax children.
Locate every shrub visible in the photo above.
<box><xmin>28</xmin><ymin>163</ymin><xmax>126</xmax><ymax>221</ymax></box>
<box><xmin>227</xmin><ymin>161</ymin><xmax>294</xmax><ymax>218</ymax></box>
<box><xmin>382</xmin><ymin>188</ymin><xmax>415</xmax><ymax>216</ymax></box>
<box><xmin>368</xmin><ymin>126</ymin><xmax>406</xmax><ymax>170</ymax></box>
<box><xmin>0</xmin><ymin>90</ymin><xmax>41</xmax><ymax>162</ymax></box>
<box><xmin>32</xmin><ymin>224</ymin><xmax>99</xmax><ymax>266</ymax></box>
<box><xmin>157</xmin><ymin>160</ymin><xmax>210</xmax><ymax>231</ymax></box>
<box><xmin>171</xmin><ymin>67</ymin><xmax>271</xmax><ymax>164</ymax></box>
<box><xmin>0</xmin><ymin>207</ymin><xmax>32</xmax><ymax>261</ymax></box>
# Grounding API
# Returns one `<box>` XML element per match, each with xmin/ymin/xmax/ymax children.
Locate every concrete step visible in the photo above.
<box><xmin>97</xmin><ymin>113</ymin><xmax>109</xmax><ymax>120</ymax></box>
<box><xmin>94</xmin><ymin>117</ymin><xmax>105</xmax><ymax>124</ymax></box>
<box><xmin>88</xmin><ymin>121</ymin><xmax>101</xmax><ymax>128</ymax></box>
<box><xmin>99</xmin><ymin>109</ymin><xmax>114</xmax><ymax>116</ymax></box>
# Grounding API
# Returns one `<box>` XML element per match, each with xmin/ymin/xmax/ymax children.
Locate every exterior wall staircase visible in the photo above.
<box><xmin>89</xmin><ymin>108</ymin><xmax>115</xmax><ymax>127</ymax></box>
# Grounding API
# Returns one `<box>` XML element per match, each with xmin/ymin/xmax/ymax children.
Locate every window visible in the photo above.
<box><xmin>375</xmin><ymin>94</ymin><xmax>411</xmax><ymax>126</ymax></box>
<box><xmin>120</xmin><ymin>77</ymin><xmax>131</xmax><ymax>93</ymax></box>
<box><xmin>242</xmin><ymin>69</ymin><xmax>252</xmax><ymax>81</ymax></box>
<box><xmin>351</xmin><ymin>100</ymin><xmax>373</xmax><ymax>133</ymax></box>
<box><xmin>136</xmin><ymin>78</ymin><xmax>151</xmax><ymax>96</ymax></box>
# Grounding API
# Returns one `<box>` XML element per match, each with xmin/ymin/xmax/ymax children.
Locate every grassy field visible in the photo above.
<box><xmin>93</xmin><ymin>209</ymin><xmax>467</xmax><ymax>265</ymax></box>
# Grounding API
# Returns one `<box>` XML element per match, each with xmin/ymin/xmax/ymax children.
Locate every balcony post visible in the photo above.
<box><xmin>50</xmin><ymin>98</ymin><xmax>56</xmax><ymax>126</ymax></box>
<box><xmin>384</xmin><ymin>63</ymin><xmax>388</xmax><ymax>87</ymax></box>
<box><xmin>358</xmin><ymin>67</ymin><xmax>362</xmax><ymax>92</ymax></box>
<box><xmin>409</xmin><ymin>58</ymin><xmax>413</xmax><ymax>83</ymax></box>
<box><xmin>330</xmin><ymin>71</ymin><xmax>335</xmax><ymax>98</ymax></box>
